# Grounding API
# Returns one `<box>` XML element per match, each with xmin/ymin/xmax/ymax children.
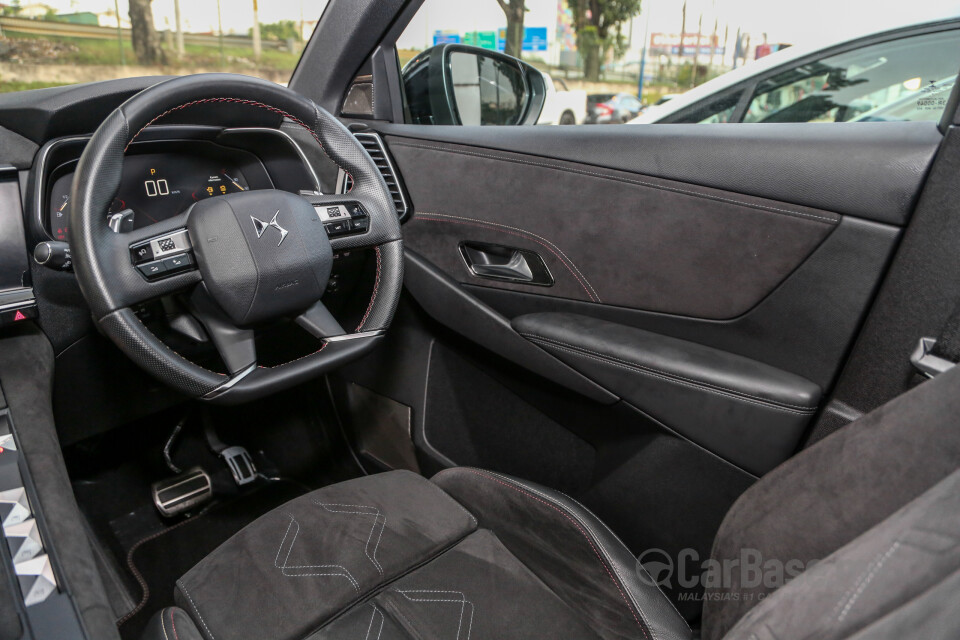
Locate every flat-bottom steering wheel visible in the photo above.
<box><xmin>70</xmin><ymin>74</ymin><xmax>403</xmax><ymax>404</ymax></box>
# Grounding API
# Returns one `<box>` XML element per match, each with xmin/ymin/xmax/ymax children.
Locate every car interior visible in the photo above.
<box><xmin>0</xmin><ymin>1</ymin><xmax>959</xmax><ymax>639</ymax></box>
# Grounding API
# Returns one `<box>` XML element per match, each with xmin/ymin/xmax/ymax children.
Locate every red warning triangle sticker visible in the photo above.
<box><xmin>13</xmin><ymin>311</ymin><xmax>26</xmax><ymax>321</ymax></box>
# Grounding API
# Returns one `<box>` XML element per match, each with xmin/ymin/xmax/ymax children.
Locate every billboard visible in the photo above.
<box><xmin>650</xmin><ymin>33</ymin><xmax>720</xmax><ymax>56</ymax></box>
<box><xmin>433</xmin><ymin>30</ymin><xmax>461</xmax><ymax>45</ymax></box>
<box><xmin>464</xmin><ymin>30</ymin><xmax>498</xmax><ymax>50</ymax></box>
<box><xmin>523</xmin><ymin>27</ymin><xmax>548</xmax><ymax>52</ymax></box>
<box><xmin>497</xmin><ymin>26</ymin><xmax>549</xmax><ymax>52</ymax></box>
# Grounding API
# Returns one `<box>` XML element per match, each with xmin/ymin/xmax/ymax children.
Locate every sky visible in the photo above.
<box><xmin>35</xmin><ymin>0</ymin><xmax>331</xmax><ymax>34</ymax></box>
<box><xmin>396</xmin><ymin>0</ymin><xmax>960</xmax><ymax>51</ymax></box>
<box><xmin>31</xmin><ymin>0</ymin><xmax>960</xmax><ymax>46</ymax></box>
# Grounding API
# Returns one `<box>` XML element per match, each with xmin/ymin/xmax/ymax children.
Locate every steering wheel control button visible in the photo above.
<box><xmin>325</xmin><ymin>220</ymin><xmax>350</xmax><ymax>236</ymax></box>
<box><xmin>130</xmin><ymin>243</ymin><xmax>155</xmax><ymax>265</ymax></box>
<box><xmin>162</xmin><ymin>253</ymin><xmax>194</xmax><ymax>273</ymax></box>
<box><xmin>312</xmin><ymin>201</ymin><xmax>370</xmax><ymax>236</ymax></box>
<box><xmin>137</xmin><ymin>261</ymin><xmax>167</xmax><ymax>278</ymax></box>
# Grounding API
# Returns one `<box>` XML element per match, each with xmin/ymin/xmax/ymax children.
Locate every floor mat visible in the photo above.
<box><xmin>116</xmin><ymin>480</ymin><xmax>304</xmax><ymax>640</ymax></box>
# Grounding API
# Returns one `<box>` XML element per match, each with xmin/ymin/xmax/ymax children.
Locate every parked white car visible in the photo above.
<box><xmin>537</xmin><ymin>73</ymin><xmax>587</xmax><ymax>125</ymax></box>
<box><xmin>630</xmin><ymin>16</ymin><xmax>960</xmax><ymax>124</ymax></box>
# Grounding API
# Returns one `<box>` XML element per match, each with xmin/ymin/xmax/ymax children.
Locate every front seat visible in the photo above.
<box><xmin>142</xmin><ymin>364</ymin><xmax>960</xmax><ymax>640</ymax></box>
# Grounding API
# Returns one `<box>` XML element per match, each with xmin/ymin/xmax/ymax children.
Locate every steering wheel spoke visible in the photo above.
<box><xmin>295</xmin><ymin>300</ymin><xmax>346</xmax><ymax>340</ymax></box>
<box><xmin>187</xmin><ymin>286</ymin><xmax>257</xmax><ymax>376</ymax></box>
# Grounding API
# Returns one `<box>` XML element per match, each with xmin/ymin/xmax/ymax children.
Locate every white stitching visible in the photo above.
<box><xmin>526</xmin><ymin>337</ymin><xmax>815</xmax><ymax>415</ymax></box>
<box><xmin>364</xmin><ymin>604</ymin><xmax>384</xmax><ymax>640</ymax></box>
<box><xmin>415</xmin><ymin>212</ymin><xmax>601</xmax><ymax>302</ymax></box>
<box><xmin>522</xmin><ymin>333</ymin><xmax>816</xmax><ymax>411</ymax></box>
<box><xmin>176</xmin><ymin>580</ymin><xmax>215</xmax><ymax>640</ymax></box>
<box><xmin>159</xmin><ymin>607</ymin><xmax>170</xmax><ymax>640</ymax></box>
<box><xmin>274</xmin><ymin>514</ymin><xmax>360</xmax><ymax>591</ymax></box>
<box><xmin>392</xmin><ymin>141</ymin><xmax>839</xmax><ymax>225</ymax></box>
<box><xmin>836</xmin><ymin>542</ymin><xmax>901</xmax><ymax>622</ymax></box>
<box><xmin>398</xmin><ymin>589</ymin><xmax>474</xmax><ymax>640</ymax></box>
<box><xmin>315</xmin><ymin>502</ymin><xmax>386</xmax><ymax>575</ymax></box>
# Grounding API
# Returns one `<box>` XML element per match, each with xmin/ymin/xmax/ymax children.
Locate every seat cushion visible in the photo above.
<box><xmin>172</xmin><ymin>468</ymin><xmax>690</xmax><ymax>640</ymax></box>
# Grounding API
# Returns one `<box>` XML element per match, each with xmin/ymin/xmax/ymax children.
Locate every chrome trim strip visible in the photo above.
<box><xmin>202</xmin><ymin>362</ymin><xmax>257</xmax><ymax>400</ymax></box>
<box><xmin>0</xmin><ymin>299</ymin><xmax>36</xmax><ymax>314</ymax></box>
<box><xmin>0</xmin><ymin>289</ymin><xmax>36</xmax><ymax>311</ymax></box>
<box><xmin>325</xmin><ymin>330</ymin><xmax>385</xmax><ymax>343</ymax></box>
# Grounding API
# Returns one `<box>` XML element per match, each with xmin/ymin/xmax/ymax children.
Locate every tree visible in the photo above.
<box><xmin>568</xmin><ymin>0</ymin><xmax>641</xmax><ymax>81</ymax></box>
<box><xmin>496</xmin><ymin>0</ymin><xmax>526</xmax><ymax>59</ymax></box>
<box><xmin>255</xmin><ymin>20</ymin><xmax>302</xmax><ymax>42</ymax></box>
<box><xmin>129</xmin><ymin>0</ymin><xmax>164</xmax><ymax>65</ymax></box>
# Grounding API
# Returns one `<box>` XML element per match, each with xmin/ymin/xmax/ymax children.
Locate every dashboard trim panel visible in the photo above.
<box><xmin>32</xmin><ymin>126</ymin><xmax>327</xmax><ymax>242</ymax></box>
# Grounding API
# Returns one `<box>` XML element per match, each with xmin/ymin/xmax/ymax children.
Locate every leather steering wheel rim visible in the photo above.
<box><xmin>70</xmin><ymin>74</ymin><xmax>403</xmax><ymax>404</ymax></box>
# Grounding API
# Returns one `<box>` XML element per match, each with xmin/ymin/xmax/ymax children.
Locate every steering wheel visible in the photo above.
<box><xmin>70</xmin><ymin>74</ymin><xmax>403</xmax><ymax>404</ymax></box>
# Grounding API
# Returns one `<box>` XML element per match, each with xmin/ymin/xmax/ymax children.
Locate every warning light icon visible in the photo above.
<box><xmin>13</xmin><ymin>311</ymin><xmax>26</xmax><ymax>321</ymax></box>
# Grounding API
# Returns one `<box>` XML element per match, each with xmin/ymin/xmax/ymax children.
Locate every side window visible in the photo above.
<box><xmin>743</xmin><ymin>29</ymin><xmax>960</xmax><ymax>123</ymax></box>
<box><xmin>672</xmin><ymin>92</ymin><xmax>743</xmax><ymax>124</ymax></box>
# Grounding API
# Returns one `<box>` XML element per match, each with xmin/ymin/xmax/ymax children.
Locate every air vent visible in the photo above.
<box><xmin>350</xmin><ymin>132</ymin><xmax>411</xmax><ymax>221</ymax></box>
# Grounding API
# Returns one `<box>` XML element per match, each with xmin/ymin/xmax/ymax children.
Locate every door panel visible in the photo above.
<box><xmin>334</xmin><ymin>120</ymin><xmax>941</xmax><ymax>618</ymax></box>
<box><xmin>391</xmin><ymin>136</ymin><xmax>840</xmax><ymax>319</ymax></box>
<box><xmin>378</xmin><ymin>121</ymin><xmax>940</xmax><ymax>224</ymax></box>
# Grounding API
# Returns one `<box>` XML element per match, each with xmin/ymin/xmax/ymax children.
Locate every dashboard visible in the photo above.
<box><xmin>49</xmin><ymin>152</ymin><xmax>251</xmax><ymax>237</ymax></box>
<box><xmin>42</xmin><ymin>135</ymin><xmax>321</xmax><ymax>239</ymax></box>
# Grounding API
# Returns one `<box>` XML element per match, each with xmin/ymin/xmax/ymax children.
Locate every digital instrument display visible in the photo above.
<box><xmin>49</xmin><ymin>152</ymin><xmax>251</xmax><ymax>237</ymax></box>
<box><xmin>0</xmin><ymin>174</ymin><xmax>30</xmax><ymax>294</ymax></box>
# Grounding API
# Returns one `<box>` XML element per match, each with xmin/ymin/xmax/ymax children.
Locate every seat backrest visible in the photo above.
<box><xmin>702</xmin><ymin>364</ymin><xmax>960</xmax><ymax>639</ymax></box>
<box><xmin>722</xmin><ymin>467</ymin><xmax>960</xmax><ymax>640</ymax></box>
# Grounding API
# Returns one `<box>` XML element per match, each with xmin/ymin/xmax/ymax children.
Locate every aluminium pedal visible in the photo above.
<box><xmin>220</xmin><ymin>446</ymin><xmax>258</xmax><ymax>486</ymax></box>
<box><xmin>151</xmin><ymin>466</ymin><xmax>213</xmax><ymax>518</ymax></box>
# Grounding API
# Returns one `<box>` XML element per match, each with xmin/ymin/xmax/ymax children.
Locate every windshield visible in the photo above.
<box><xmin>0</xmin><ymin>0</ymin><xmax>329</xmax><ymax>93</ymax></box>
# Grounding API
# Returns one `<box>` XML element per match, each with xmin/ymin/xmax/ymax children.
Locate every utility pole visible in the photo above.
<box><xmin>710</xmin><ymin>17</ymin><xmax>718</xmax><ymax>67</ymax></box>
<box><xmin>691</xmin><ymin>12</ymin><xmax>702</xmax><ymax>88</ymax></box>
<box><xmin>732</xmin><ymin>26</ymin><xmax>741</xmax><ymax>68</ymax></box>
<box><xmin>174</xmin><ymin>0</ymin><xmax>184</xmax><ymax>58</ymax></box>
<box><xmin>114</xmin><ymin>0</ymin><xmax>126</xmax><ymax>65</ymax></box>
<box><xmin>217</xmin><ymin>0</ymin><xmax>224</xmax><ymax>68</ymax></box>
<box><xmin>637</xmin><ymin>0</ymin><xmax>652</xmax><ymax>101</ymax></box>
<box><xmin>677</xmin><ymin>0</ymin><xmax>686</xmax><ymax>59</ymax></box>
<box><xmin>722</xmin><ymin>24</ymin><xmax>729</xmax><ymax>67</ymax></box>
<box><xmin>252</xmin><ymin>0</ymin><xmax>261</xmax><ymax>62</ymax></box>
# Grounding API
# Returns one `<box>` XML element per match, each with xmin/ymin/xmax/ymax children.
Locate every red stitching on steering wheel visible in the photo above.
<box><xmin>356</xmin><ymin>246</ymin><xmax>382</xmax><ymax>332</ymax></box>
<box><xmin>125</xmin><ymin>97</ymin><xmax>320</xmax><ymax>149</ymax></box>
<box><xmin>123</xmin><ymin>97</ymin><xmax>353</xmax><ymax>185</ymax></box>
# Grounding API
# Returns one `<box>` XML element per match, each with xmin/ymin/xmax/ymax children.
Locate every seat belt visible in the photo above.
<box><xmin>911</xmin><ymin>299</ymin><xmax>960</xmax><ymax>378</ymax></box>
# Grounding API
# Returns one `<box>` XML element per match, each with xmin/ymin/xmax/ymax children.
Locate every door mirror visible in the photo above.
<box><xmin>402</xmin><ymin>44</ymin><xmax>546</xmax><ymax>126</ymax></box>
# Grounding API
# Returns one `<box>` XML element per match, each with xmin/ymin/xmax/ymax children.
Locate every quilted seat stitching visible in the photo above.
<box><xmin>315</xmin><ymin>502</ymin><xmax>387</xmax><ymax>575</ymax></box>
<box><xmin>397</xmin><ymin>589</ymin><xmax>475</xmax><ymax>640</ymax></box>
<box><xmin>274</xmin><ymin>513</ymin><xmax>360</xmax><ymax>591</ymax></box>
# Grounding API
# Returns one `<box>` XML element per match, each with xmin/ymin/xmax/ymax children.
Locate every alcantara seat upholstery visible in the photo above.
<box><xmin>142</xmin><ymin>364</ymin><xmax>960</xmax><ymax>640</ymax></box>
